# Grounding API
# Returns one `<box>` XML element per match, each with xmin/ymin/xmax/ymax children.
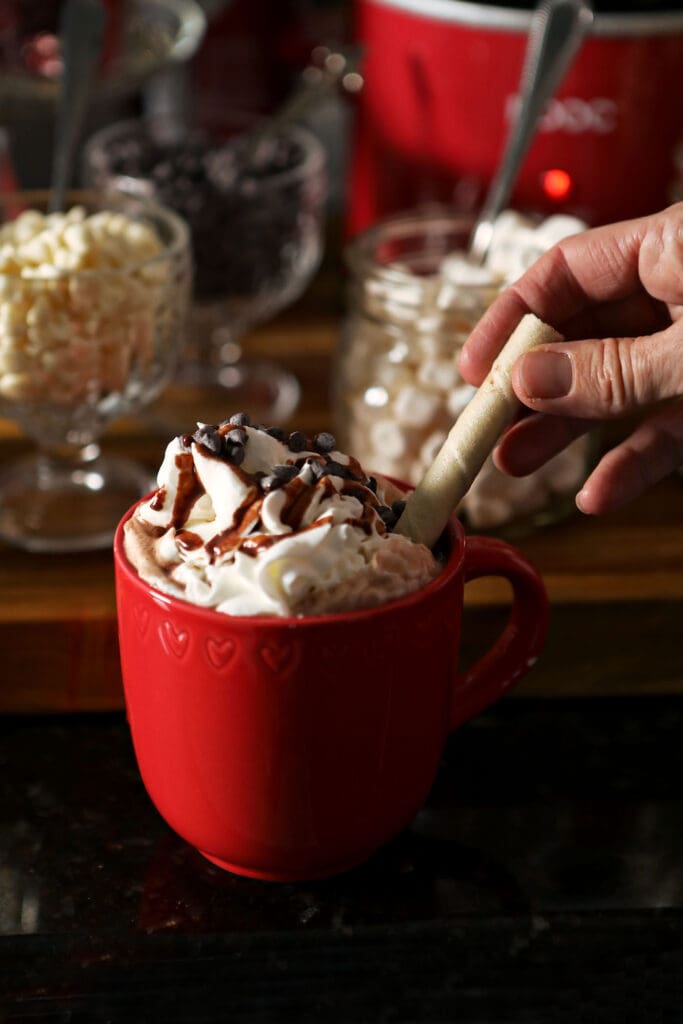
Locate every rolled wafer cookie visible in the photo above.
<box><xmin>394</xmin><ymin>313</ymin><xmax>563</xmax><ymax>548</ymax></box>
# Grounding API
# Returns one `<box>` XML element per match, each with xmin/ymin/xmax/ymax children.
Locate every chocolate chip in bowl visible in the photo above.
<box><xmin>82</xmin><ymin>112</ymin><xmax>328</xmax><ymax>427</ymax></box>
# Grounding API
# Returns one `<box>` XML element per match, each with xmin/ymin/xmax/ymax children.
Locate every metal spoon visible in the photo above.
<box><xmin>49</xmin><ymin>0</ymin><xmax>106</xmax><ymax>213</ymax></box>
<box><xmin>469</xmin><ymin>0</ymin><xmax>594</xmax><ymax>264</ymax></box>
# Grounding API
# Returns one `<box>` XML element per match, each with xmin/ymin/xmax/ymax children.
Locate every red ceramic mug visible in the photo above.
<box><xmin>113</xmin><ymin>502</ymin><xmax>548</xmax><ymax>882</ymax></box>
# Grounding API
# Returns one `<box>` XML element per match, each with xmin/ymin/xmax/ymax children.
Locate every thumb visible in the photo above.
<box><xmin>511</xmin><ymin>322</ymin><xmax>683</xmax><ymax>419</ymax></box>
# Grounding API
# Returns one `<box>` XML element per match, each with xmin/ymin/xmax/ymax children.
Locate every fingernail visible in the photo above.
<box><xmin>519</xmin><ymin>350</ymin><xmax>572</xmax><ymax>399</ymax></box>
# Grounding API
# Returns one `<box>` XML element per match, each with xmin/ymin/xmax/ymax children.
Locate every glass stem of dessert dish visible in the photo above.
<box><xmin>0</xmin><ymin>417</ymin><xmax>152</xmax><ymax>556</ymax></box>
<box><xmin>0</xmin><ymin>192</ymin><xmax>190</xmax><ymax>553</ymax></box>
<box><xmin>178</xmin><ymin>282</ymin><xmax>303</xmax><ymax>430</ymax></box>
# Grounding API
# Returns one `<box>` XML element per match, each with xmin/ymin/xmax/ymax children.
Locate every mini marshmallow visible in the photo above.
<box><xmin>440</xmin><ymin>253</ymin><xmax>501</xmax><ymax>287</ymax></box>
<box><xmin>446</xmin><ymin>383</ymin><xmax>477</xmax><ymax>419</ymax></box>
<box><xmin>533</xmin><ymin>215</ymin><xmax>586</xmax><ymax>250</ymax></box>
<box><xmin>0</xmin><ymin>205</ymin><xmax>166</xmax><ymax>407</ymax></box>
<box><xmin>373</xmin><ymin>363</ymin><xmax>416</xmax><ymax>395</ymax></box>
<box><xmin>419</xmin><ymin>429</ymin><xmax>447</xmax><ymax>468</ymax></box>
<box><xmin>386</xmin><ymin>340</ymin><xmax>412</xmax><ymax>365</ymax></box>
<box><xmin>417</xmin><ymin>329</ymin><xmax>458</xmax><ymax>359</ymax></box>
<box><xmin>369</xmin><ymin>418</ymin><xmax>412</xmax><ymax>460</ymax></box>
<box><xmin>393</xmin><ymin>385</ymin><xmax>442</xmax><ymax>429</ymax></box>
<box><xmin>416</xmin><ymin>357</ymin><xmax>460</xmax><ymax>394</ymax></box>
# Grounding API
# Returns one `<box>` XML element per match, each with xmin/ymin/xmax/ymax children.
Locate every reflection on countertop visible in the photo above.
<box><xmin>2</xmin><ymin>698</ymin><xmax>683</xmax><ymax>1019</ymax></box>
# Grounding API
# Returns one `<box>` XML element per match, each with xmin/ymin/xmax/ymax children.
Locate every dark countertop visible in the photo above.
<box><xmin>2</xmin><ymin>697</ymin><xmax>683</xmax><ymax>1022</ymax></box>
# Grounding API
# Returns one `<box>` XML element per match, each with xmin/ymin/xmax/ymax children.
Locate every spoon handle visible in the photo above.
<box><xmin>49</xmin><ymin>0</ymin><xmax>106</xmax><ymax>214</ymax></box>
<box><xmin>469</xmin><ymin>0</ymin><xmax>594</xmax><ymax>264</ymax></box>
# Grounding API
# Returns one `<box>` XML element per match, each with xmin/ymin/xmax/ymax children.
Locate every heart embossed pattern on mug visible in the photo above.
<box><xmin>204</xmin><ymin>636</ymin><xmax>236</xmax><ymax>671</ymax></box>
<box><xmin>259</xmin><ymin>640</ymin><xmax>296</xmax><ymax>674</ymax></box>
<box><xmin>158</xmin><ymin>621</ymin><xmax>189</xmax><ymax>661</ymax></box>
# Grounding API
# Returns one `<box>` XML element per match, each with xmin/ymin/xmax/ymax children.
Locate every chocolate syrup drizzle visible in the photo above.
<box><xmin>170</xmin><ymin>452</ymin><xmax>206</xmax><ymax>530</ymax></box>
<box><xmin>159</xmin><ymin>428</ymin><xmax>386</xmax><ymax>565</ymax></box>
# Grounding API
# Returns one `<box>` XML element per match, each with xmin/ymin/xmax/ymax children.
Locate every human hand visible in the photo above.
<box><xmin>458</xmin><ymin>203</ymin><xmax>683</xmax><ymax>514</ymax></box>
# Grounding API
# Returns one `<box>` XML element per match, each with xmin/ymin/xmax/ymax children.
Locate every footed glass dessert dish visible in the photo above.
<box><xmin>0</xmin><ymin>190</ymin><xmax>190</xmax><ymax>552</ymax></box>
<box><xmin>83</xmin><ymin>114</ymin><xmax>327</xmax><ymax>426</ymax></box>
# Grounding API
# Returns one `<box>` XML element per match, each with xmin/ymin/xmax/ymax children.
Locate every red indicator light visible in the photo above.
<box><xmin>542</xmin><ymin>168</ymin><xmax>572</xmax><ymax>201</ymax></box>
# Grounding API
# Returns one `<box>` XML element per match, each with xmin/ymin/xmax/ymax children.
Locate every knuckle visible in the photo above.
<box><xmin>661</xmin><ymin>200</ymin><xmax>683</xmax><ymax>230</ymax></box>
<box><xmin>640</xmin><ymin>203</ymin><xmax>683</xmax><ymax>304</ymax></box>
<box><xmin>591</xmin><ymin>336</ymin><xmax>638</xmax><ymax>414</ymax></box>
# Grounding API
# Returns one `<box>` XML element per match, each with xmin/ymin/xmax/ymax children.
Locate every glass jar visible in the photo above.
<box><xmin>335</xmin><ymin>209</ymin><xmax>592</xmax><ymax>535</ymax></box>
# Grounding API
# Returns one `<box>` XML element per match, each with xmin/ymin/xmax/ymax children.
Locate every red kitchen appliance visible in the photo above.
<box><xmin>348</xmin><ymin>0</ymin><xmax>683</xmax><ymax>233</ymax></box>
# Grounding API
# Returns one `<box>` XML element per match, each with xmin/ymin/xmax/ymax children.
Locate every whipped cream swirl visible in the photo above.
<box><xmin>124</xmin><ymin>419</ymin><xmax>440</xmax><ymax>617</ymax></box>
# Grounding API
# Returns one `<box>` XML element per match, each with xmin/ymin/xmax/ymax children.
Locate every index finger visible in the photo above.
<box><xmin>458</xmin><ymin>209</ymin><xmax>656</xmax><ymax>387</ymax></box>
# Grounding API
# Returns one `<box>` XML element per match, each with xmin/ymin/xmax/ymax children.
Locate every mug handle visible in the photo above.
<box><xmin>450</xmin><ymin>535</ymin><xmax>549</xmax><ymax>730</ymax></box>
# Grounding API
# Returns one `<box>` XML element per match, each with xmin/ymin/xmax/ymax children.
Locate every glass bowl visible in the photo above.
<box><xmin>83</xmin><ymin>112</ymin><xmax>328</xmax><ymax>425</ymax></box>
<box><xmin>336</xmin><ymin>208</ymin><xmax>594</xmax><ymax>537</ymax></box>
<box><xmin>0</xmin><ymin>189</ymin><xmax>191</xmax><ymax>552</ymax></box>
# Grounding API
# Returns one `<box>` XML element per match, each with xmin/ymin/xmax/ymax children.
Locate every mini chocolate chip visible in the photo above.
<box><xmin>260</xmin><ymin>464</ymin><xmax>298</xmax><ymax>492</ymax></box>
<box><xmin>98</xmin><ymin>127</ymin><xmax>308</xmax><ymax>304</ymax></box>
<box><xmin>287</xmin><ymin>430</ymin><xmax>307</xmax><ymax>452</ymax></box>
<box><xmin>260</xmin><ymin>474</ymin><xmax>285</xmax><ymax>492</ymax></box>
<box><xmin>273</xmin><ymin>464</ymin><xmax>298</xmax><ymax>483</ymax></box>
<box><xmin>306</xmin><ymin>458</ymin><xmax>326</xmax><ymax>481</ymax></box>
<box><xmin>226</xmin><ymin>427</ymin><xmax>247</xmax><ymax>445</ymax></box>
<box><xmin>228</xmin><ymin>412</ymin><xmax>250</xmax><ymax>426</ymax></box>
<box><xmin>391</xmin><ymin>499</ymin><xmax>406</xmax><ymax>518</ymax></box>
<box><xmin>376</xmin><ymin>505</ymin><xmax>395</xmax><ymax>527</ymax></box>
<box><xmin>321</xmin><ymin>460</ymin><xmax>350</xmax><ymax>479</ymax></box>
<box><xmin>366</xmin><ymin>475</ymin><xmax>378</xmax><ymax>493</ymax></box>
<box><xmin>313</xmin><ymin>432</ymin><xmax>336</xmax><ymax>453</ymax></box>
<box><xmin>229</xmin><ymin>445</ymin><xmax>245</xmax><ymax>467</ymax></box>
<box><xmin>180</xmin><ymin>432</ymin><xmax>194</xmax><ymax>450</ymax></box>
<box><xmin>266</xmin><ymin>426</ymin><xmax>286</xmax><ymax>441</ymax></box>
<box><xmin>193</xmin><ymin>425</ymin><xmax>224</xmax><ymax>455</ymax></box>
